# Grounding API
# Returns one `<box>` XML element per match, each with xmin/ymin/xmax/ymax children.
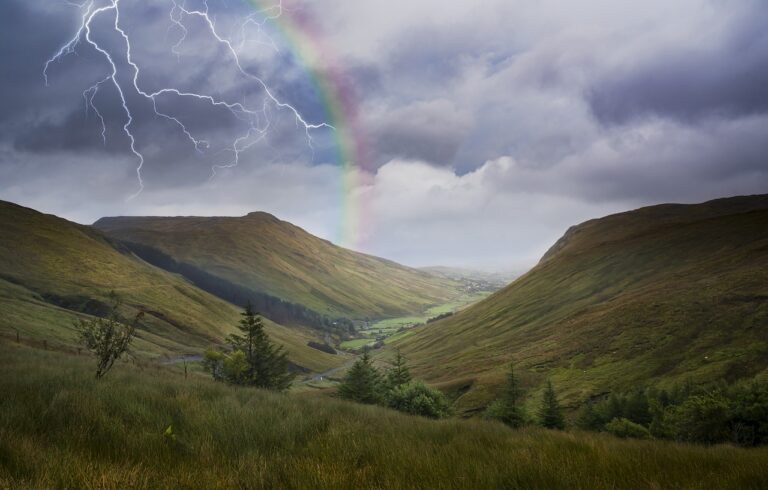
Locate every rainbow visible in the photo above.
<box><xmin>244</xmin><ymin>1</ymin><xmax>370</xmax><ymax>250</ymax></box>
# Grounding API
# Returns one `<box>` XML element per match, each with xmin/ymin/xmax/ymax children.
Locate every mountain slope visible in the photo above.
<box><xmin>94</xmin><ymin>213</ymin><xmax>459</xmax><ymax>320</ymax></box>
<box><xmin>0</xmin><ymin>200</ymin><xmax>344</xmax><ymax>372</ymax></box>
<box><xmin>394</xmin><ymin>195</ymin><xmax>768</xmax><ymax>412</ymax></box>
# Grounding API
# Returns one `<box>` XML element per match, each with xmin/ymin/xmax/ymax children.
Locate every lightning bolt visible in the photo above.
<box><xmin>44</xmin><ymin>0</ymin><xmax>332</xmax><ymax>198</ymax></box>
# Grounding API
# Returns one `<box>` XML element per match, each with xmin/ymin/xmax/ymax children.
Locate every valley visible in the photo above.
<box><xmin>2</xmin><ymin>195</ymin><xmax>768</xmax><ymax>487</ymax></box>
<box><xmin>5</xmin><ymin>1</ymin><xmax>768</xmax><ymax>486</ymax></box>
<box><xmin>339</xmin><ymin>290</ymin><xmax>494</xmax><ymax>350</ymax></box>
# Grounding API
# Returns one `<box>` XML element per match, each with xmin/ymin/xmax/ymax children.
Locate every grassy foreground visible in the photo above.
<box><xmin>1</xmin><ymin>342</ymin><xmax>767</xmax><ymax>489</ymax></box>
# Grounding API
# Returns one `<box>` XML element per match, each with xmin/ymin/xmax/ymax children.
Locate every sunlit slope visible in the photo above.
<box><xmin>94</xmin><ymin>213</ymin><xmax>459</xmax><ymax>319</ymax></box>
<box><xmin>0</xmin><ymin>200</ymin><xmax>342</xmax><ymax>372</ymax></box>
<box><xmin>395</xmin><ymin>195</ymin><xmax>768</xmax><ymax>412</ymax></box>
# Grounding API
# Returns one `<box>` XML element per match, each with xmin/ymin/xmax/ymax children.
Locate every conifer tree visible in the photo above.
<box><xmin>338</xmin><ymin>349</ymin><xmax>384</xmax><ymax>404</ymax></box>
<box><xmin>205</xmin><ymin>304</ymin><xmax>294</xmax><ymax>391</ymax></box>
<box><xmin>486</xmin><ymin>363</ymin><xmax>527</xmax><ymax>427</ymax></box>
<box><xmin>386</xmin><ymin>349</ymin><xmax>412</xmax><ymax>389</ymax></box>
<box><xmin>538</xmin><ymin>380</ymin><xmax>565</xmax><ymax>430</ymax></box>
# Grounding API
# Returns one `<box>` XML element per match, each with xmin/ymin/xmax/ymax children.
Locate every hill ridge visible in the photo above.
<box><xmin>395</xmin><ymin>194</ymin><xmax>768</xmax><ymax>413</ymax></box>
<box><xmin>94</xmin><ymin>213</ymin><xmax>460</xmax><ymax>320</ymax></box>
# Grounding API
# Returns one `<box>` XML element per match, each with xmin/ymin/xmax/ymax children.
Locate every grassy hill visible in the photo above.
<box><xmin>0</xmin><ymin>200</ymin><xmax>344</xmax><ymax>372</ymax></box>
<box><xmin>2</xmin><ymin>341</ymin><xmax>766</xmax><ymax>489</ymax></box>
<box><xmin>393</xmin><ymin>195</ymin><xmax>768</xmax><ymax>413</ymax></box>
<box><xmin>94</xmin><ymin>213</ymin><xmax>460</xmax><ymax>320</ymax></box>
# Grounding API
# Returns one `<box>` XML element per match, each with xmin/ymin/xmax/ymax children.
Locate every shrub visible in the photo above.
<box><xmin>729</xmin><ymin>380</ymin><xmax>768</xmax><ymax>446</ymax></box>
<box><xmin>667</xmin><ymin>392</ymin><xmax>731</xmax><ymax>444</ymax></box>
<box><xmin>387</xmin><ymin>381</ymin><xmax>452</xmax><ymax>419</ymax></box>
<box><xmin>74</xmin><ymin>291</ymin><xmax>141</xmax><ymax>379</ymax></box>
<box><xmin>605</xmin><ymin>417</ymin><xmax>652</xmax><ymax>440</ymax></box>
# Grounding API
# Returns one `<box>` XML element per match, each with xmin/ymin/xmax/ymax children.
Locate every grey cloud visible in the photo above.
<box><xmin>370</xmin><ymin>99</ymin><xmax>472</xmax><ymax>166</ymax></box>
<box><xmin>587</xmin><ymin>4</ymin><xmax>768</xmax><ymax>125</ymax></box>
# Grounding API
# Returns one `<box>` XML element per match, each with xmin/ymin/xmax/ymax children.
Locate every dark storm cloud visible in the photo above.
<box><xmin>0</xmin><ymin>2</ymin><xmax>102</xmax><ymax>124</ymax></box>
<box><xmin>587</xmin><ymin>4</ymin><xmax>768</xmax><ymax>125</ymax></box>
<box><xmin>0</xmin><ymin>0</ymin><xmax>327</xmax><ymax>189</ymax></box>
<box><xmin>13</xmin><ymin>108</ymin><xmax>128</xmax><ymax>155</ymax></box>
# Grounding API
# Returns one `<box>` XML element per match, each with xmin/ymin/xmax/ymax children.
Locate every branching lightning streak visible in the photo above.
<box><xmin>45</xmin><ymin>0</ymin><xmax>333</xmax><ymax>197</ymax></box>
<box><xmin>82</xmin><ymin>75</ymin><xmax>110</xmax><ymax>144</ymax></box>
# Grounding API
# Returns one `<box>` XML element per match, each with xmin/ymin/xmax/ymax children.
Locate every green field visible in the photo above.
<box><xmin>340</xmin><ymin>292</ymin><xmax>493</xmax><ymax>350</ymax></box>
<box><xmin>338</xmin><ymin>338</ymin><xmax>375</xmax><ymax>350</ymax></box>
<box><xmin>2</xmin><ymin>342</ymin><xmax>767</xmax><ymax>489</ymax></box>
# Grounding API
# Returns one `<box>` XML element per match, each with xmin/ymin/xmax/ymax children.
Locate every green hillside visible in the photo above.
<box><xmin>394</xmin><ymin>195</ymin><xmax>768</xmax><ymax>413</ymax></box>
<box><xmin>94</xmin><ymin>213</ymin><xmax>460</xmax><ymax>320</ymax></box>
<box><xmin>0</xmin><ymin>201</ymin><xmax>344</xmax><ymax>373</ymax></box>
<box><xmin>2</xmin><ymin>342</ymin><xmax>767</xmax><ymax>489</ymax></box>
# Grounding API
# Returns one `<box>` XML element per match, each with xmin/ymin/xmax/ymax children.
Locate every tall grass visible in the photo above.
<box><xmin>1</xmin><ymin>342</ymin><xmax>767</xmax><ymax>489</ymax></box>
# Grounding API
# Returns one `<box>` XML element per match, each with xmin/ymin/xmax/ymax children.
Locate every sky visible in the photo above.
<box><xmin>1</xmin><ymin>0</ymin><xmax>767</xmax><ymax>270</ymax></box>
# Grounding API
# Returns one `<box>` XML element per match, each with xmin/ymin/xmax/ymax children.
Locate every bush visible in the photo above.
<box><xmin>667</xmin><ymin>393</ymin><xmax>732</xmax><ymax>444</ymax></box>
<box><xmin>387</xmin><ymin>382</ymin><xmax>452</xmax><ymax>419</ymax></box>
<box><xmin>74</xmin><ymin>291</ymin><xmax>141</xmax><ymax>379</ymax></box>
<box><xmin>729</xmin><ymin>380</ymin><xmax>768</xmax><ymax>446</ymax></box>
<box><xmin>605</xmin><ymin>417</ymin><xmax>652</xmax><ymax>440</ymax></box>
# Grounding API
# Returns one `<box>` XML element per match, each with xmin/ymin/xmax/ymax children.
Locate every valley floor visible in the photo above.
<box><xmin>339</xmin><ymin>291</ymin><xmax>492</xmax><ymax>351</ymax></box>
<box><xmin>2</xmin><ymin>341</ymin><xmax>767</xmax><ymax>489</ymax></box>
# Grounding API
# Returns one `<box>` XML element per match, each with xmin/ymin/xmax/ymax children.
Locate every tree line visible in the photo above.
<box><xmin>576</xmin><ymin>379</ymin><xmax>768</xmax><ymax>446</ymax></box>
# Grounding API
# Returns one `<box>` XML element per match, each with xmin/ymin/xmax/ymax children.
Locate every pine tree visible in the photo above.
<box><xmin>386</xmin><ymin>349</ymin><xmax>412</xmax><ymax>389</ymax></box>
<box><xmin>538</xmin><ymin>380</ymin><xmax>565</xmax><ymax>430</ymax></box>
<box><xmin>486</xmin><ymin>363</ymin><xmax>527</xmax><ymax>427</ymax></box>
<box><xmin>338</xmin><ymin>349</ymin><xmax>384</xmax><ymax>404</ymax></box>
<box><xmin>219</xmin><ymin>303</ymin><xmax>294</xmax><ymax>391</ymax></box>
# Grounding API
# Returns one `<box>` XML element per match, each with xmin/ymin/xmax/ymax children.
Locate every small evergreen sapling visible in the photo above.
<box><xmin>203</xmin><ymin>304</ymin><xmax>294</xmax><ymax>391</ymax></box>
<box><xmin>338</xmin><ymin>349</ymin><xmax>384</xmax><ymax>404</ymax></box>
<box><xmin>486</xmin><ymin>363</ymin><xmax>527</xmax><ymax>428</ymax></box>
<box><xmin>538</xmin><ymin>380</ymin><xmax>565</xmax><ymax>430</ymax></box>
<box><xmin>386</xmin><ymin>349</ymin><xmax>412</xmax><ymax>389</ymax></box>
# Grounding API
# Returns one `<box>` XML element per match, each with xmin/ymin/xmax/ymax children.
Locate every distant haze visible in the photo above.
<box><xmin>1</xmin><ymin>1</ymin><xmax>767</xmax><ymax>269</ymax></box>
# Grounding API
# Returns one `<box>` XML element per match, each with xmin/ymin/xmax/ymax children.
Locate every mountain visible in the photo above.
<box><xmin>394</xmin><ymin>195</ymin><xmax>768</xmax><ymax>413</ymax></box>
<box><xmin>93</xmin><ymin>214</ymin><xmax>460</xmax><ymax>323</ymax></box>
<box><xmin>0</xmin><ymin>200</ymin><xmax>344</xmax><ymax>372</ymax></box>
